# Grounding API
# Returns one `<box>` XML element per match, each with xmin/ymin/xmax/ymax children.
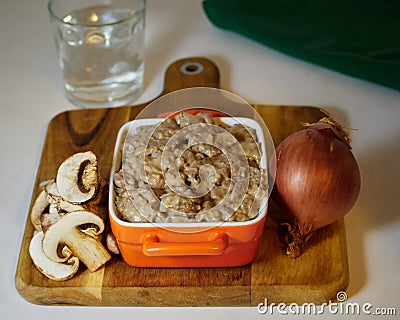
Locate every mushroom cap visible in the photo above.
<box><xmin>56</xmin><ymin>151</ymin><xmax>99</xmax><ymax>204</ymax></box>
<box><xmin>42</xmin><ymin>210</ymin><xmax>105</xmax><ymax>263</ymax></box>
<box><xmin>29</xmin><ymin>231</ymin><xmax>79</xmax><ymax>281</ymax></box>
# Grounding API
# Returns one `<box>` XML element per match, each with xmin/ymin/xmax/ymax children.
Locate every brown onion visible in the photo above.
<box><xmin>271</xmin><ymin>114</ymin><xmax>361</xmax><ymax>258</ymax></box>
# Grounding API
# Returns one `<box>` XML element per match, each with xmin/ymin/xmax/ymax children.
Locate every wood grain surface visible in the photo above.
<box><xmin>15</xmin><ymin>57</ymin><xmax>348</xmax><ymax>306</ymax></box>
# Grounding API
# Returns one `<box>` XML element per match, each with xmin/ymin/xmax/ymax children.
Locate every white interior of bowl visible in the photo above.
<box><xmin>109</xmin><ymin>117</ymin><xmax>268</xmax><ymax>228</ymax></box>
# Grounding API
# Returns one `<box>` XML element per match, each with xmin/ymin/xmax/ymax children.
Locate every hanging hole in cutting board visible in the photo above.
<box><xmin>180</xmin><ymin>62</ymin><xmax>204</xmax><ymax>75</ymax></box>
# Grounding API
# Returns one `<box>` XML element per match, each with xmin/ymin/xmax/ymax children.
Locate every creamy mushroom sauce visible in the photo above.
<box><xmin>114</xmin><ymin>112</ymin><xmax>267</xmax><ymax>223</ymax></box>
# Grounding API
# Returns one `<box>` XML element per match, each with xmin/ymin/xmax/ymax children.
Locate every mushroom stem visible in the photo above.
<box><xmin>64</xmin><ymin>228</ymin><xmax>111</xmax><ymax>272</ymax></box>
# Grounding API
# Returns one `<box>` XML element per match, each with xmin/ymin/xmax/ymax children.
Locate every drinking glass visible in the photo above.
<box><xmin>48</xmin><ymin>0</ymin><xmax>146</xmax><ymax>108</ymax></box>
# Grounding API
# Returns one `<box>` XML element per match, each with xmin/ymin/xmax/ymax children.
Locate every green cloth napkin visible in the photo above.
<box><xmin>203</xmin><ymin>0</ymin><xmax>400</xmax><ymax>91</ymax></box>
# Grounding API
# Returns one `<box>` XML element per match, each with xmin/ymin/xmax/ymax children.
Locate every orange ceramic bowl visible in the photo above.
<box><xmin>109</xmin><ymin>116</ymin><xmax>269</xmax><ymax>268</ymax></box>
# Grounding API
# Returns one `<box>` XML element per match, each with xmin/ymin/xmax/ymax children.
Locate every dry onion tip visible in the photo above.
<box><xmin>271</xmin><ymin>114</ymin><xmax>361</xmax><ymax>258</ymax></box>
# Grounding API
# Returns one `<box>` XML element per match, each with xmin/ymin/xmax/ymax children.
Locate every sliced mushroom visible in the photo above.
<box><xmin>59</xmin><ymin>200</ymin><xmax>85</xmax><ymax>213</ymax></box>
<box><xmin>31</xmin><ymin>190</ymin><xmax>49</xmax><ymax>232</ymax></box>
<box><xmin>106</xmin><ymin>231</ymin><xmax>120</xmax><ymax>255</ymax></box>
<box><xmin>56</xmin><ymin>151</ymin><xmax>99</xmax><ymax>204</ymax></box>
<box><xmin>29</xmin><ymin>231</ymin><xmax>80</xmax><ymax>281</ymax></box>
<box><xmin>43</xmin><ymin>180</ymin><xmax>62</xmax><ymax>203</ymax></box>
<box><xmin>31</xmin><ymin>180</ymin><xmax>60</xmax><ymax>232</ymax></box>
<box><xmin>82</xmin><ymin>176</ymin><xmax>108</xmax><ymax>221</ymax></box>
<box><xmin>42</xmin><ymin>210</ymin><xmax>111</xmax><ymax>272</ymax></box>
<box><xmin>31</xmin><ymin>184</ymin><xmax>86</xmax><ymax>232</ymax></box>
<box><xmin>40</xmin><ymin>204</ymin><xmax>62</xmax><ymax>232</ymax></box>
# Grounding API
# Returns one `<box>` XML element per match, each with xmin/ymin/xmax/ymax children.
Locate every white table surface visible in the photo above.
<box><xmin>1</xmin><ymin>0</ymin><xmax>399</xmax><ymax>319</ymax></box>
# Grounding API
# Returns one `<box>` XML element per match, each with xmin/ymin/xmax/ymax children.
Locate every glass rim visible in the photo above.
<box><xmin>47</xmin><ymin>0</ymin><xmax>146</xmax><ymax>27</ymax></box>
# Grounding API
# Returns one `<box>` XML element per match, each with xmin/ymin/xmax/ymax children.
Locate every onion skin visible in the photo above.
<box><xmin>271</xmin><ymin>119</ymin><xmax>361</xmax><ymax>258</ymax></box>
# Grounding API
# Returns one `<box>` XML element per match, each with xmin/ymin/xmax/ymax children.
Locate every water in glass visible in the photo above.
<box><xmin>56</xmin><ymin>5</ymin><xmax>144</xmax><ymax>107</ymax></box>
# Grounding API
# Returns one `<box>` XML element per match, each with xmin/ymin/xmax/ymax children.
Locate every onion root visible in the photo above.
<box><xmin>280</xmin><ymin>223</ymin><xmax>315</xmax><ymax>258</ymax></box>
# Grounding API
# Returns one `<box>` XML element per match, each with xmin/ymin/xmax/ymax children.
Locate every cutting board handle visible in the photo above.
<box><xmin>142</xmin><ymin>232</ymin><xmax>227</xmax><ymax>256</ymax></box>
<box><xmin>161</xmin><ymin>57</ymin><xmax>220</xmax><ymax>95</ymax></box>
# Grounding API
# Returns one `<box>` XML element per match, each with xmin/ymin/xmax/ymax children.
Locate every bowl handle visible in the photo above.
<box><xmin>142</xmin><ymin>232</ymin><xmax>227</xmax><ymax>256</ymax></box>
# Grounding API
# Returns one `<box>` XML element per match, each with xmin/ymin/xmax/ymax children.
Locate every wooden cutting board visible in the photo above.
<box><xmin>15</xmin><ymin>57</ymin><xmax>348</xmax><ymax>306</ymax></box>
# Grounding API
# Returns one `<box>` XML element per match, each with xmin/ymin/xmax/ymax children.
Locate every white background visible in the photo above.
<box><xmin>0</xmin><ymin>0</ymin><xmax>399</xmax><ymax>319</ymax></box>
